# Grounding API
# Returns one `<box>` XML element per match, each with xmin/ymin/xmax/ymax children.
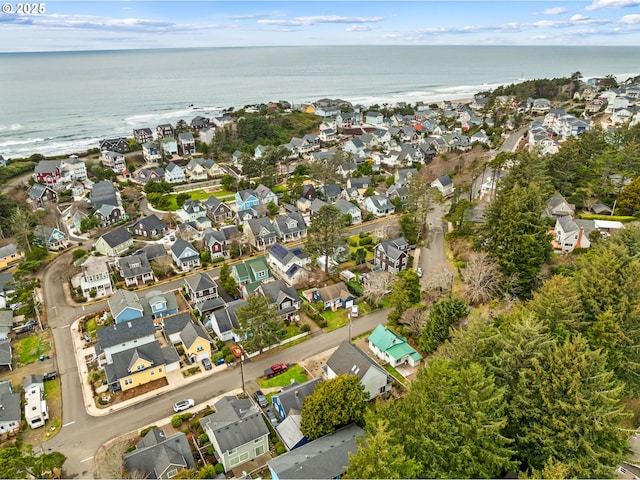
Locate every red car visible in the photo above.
<box><xmin>270</xmin><ymin>363</ymin><xmax>287</xmax><ymax>374</ymax></box>
<box><xmin>231</xmin><ymin>345</ymin><xmax>242</xmax><ymax>358</ymax></box>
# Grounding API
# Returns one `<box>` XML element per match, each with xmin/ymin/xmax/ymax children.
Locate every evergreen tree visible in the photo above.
<box><xmin>418</xmin><ymin>296</ymin><xmax>469</xmax><ymax>355</ymax></box>
<box><xmin>388</xmin><ymin>269</ymin><xmax>421</xmax><ymax>323</ymax></box>
<box><xmin>526</xmin><ymin>275</ymin><xmax>583</xmax><ymax>341</ymax></box>
<box><xmin>510</xmin><ymin>335</ymin><xmax>629</xmax><ymax>477</ymax></box>
<box><xmin>233</xmin><ymin>295</ymin><xmax>282</xmax><ymax>353</ymax></box>
<box><xmin>300</xmin><ymin>375</ymin><xmax>368</xmax><ymax>441</ymax></box>
<box><xmin>305</xmin><ymin>205</ymin><xmax>345</xmax><ymax>274</ymax></box>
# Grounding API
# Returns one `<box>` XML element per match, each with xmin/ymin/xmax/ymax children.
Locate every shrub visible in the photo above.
<box><xmin>358</xmin><ymin>236</ymin><xmax>373</xmax><ymax>246</ymax></box>
<box><xmin>358</xmin><ymin>231</ymin><xmax>368</xmax><ymax>239</ymax></box>
<box><xmin>72</xmin><ymin>249</ymin><xmax>87</xmax><ymax>260</ymax></box>
<box><xmin>301</xmin><ymin>324</ymin><xmax>311</xmax><ymax>333</ymax></box>
<box><xmin>215</xmin><ymin>463</ymin><xmax>225</xmax><ymax>474</ymax></box>
<box><xmin>181</xmin><ymin>412</ymin><xmax>192</xmax><ymax>422</ymax></box>
<box><xmin>347</xmin><ymin>238</ymin><xmax>358</xmax><ymax>248</ymax></box>
<box><xmin>140</xmin><ymin>425</ymin><xmax>158</xmax><ymax>437</ymax></box>
<box><xmin>199</xmin><ymin>433</ymin><xmax>209</xmax><ymax>445</ymax></box>
<box><xmin>346</xmin><ymin>281</ymin><xmax>363</xmax><ymax>297</ymax></box>
<box><xmin>171</xmin><ymin>415</ymin><xmax>183</xmax><ymax>428</ymax></box>
<box><xmin>208</xmin><ymin>446</ymin><xmax>215</xmax><ymax>456</ymax></box>
<box><xmin>276</xmin><ymin>445</ymin><xmax>286</xmax><ymax>455</ymax></box>
<box><xmin>225</xmin><ymin>354</ymin><xmax>236</xmax><ymax>364</ymax></box>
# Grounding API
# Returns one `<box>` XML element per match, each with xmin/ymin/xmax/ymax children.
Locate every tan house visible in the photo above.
<box><xmin>0</xmin><ymin>244</ymin><xmax>24</xmax><ymax>270</ymax></box>
<box><xmin>163</xmin><ymin>313</ymin><xmax>212</xmax><ymax>363</ymax></box>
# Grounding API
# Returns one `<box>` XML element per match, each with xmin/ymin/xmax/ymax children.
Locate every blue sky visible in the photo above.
<box><xmin>1</xmin><ymin>0</ymin><xmax>640</xmax><ymax>52</ymax></box>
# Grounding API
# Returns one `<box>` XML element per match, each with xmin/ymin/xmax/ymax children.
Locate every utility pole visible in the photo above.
<box><xmin>33</xmin><ymin>289</ymin><xmax>42</xmax><ymax>331</ymax></box>
<box><xmin>240</xmin><ymin>349</ymin><xmax>245</xmax><ymax>395</ymax></box>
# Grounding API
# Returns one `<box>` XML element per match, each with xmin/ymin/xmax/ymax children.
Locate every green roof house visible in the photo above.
<box><xmin>368</xmin><ymin>324</ymin><xmax>423</xmax><ymax>368</ymax></box>
<box><xmin>231</xmin><ymin>256</ymin><xmax>271</xmax><ymax>298</ymax></box>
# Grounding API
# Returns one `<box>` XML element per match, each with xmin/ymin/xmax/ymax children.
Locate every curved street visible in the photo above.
<box><xmin>40</xmin><ymin>250</ymin><xmax>391</xmax><ymax>478</ymax></box>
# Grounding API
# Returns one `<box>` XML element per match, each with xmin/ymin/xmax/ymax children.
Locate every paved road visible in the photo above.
<box><xmin>40</xmin><ymin>249</ymin><xmax>390</xmax><ymax>478</ymax></box>
<box><xmin>419</xmin><ymin>203</ymin><xmax>448</xmax><ymax>288</ymax></box>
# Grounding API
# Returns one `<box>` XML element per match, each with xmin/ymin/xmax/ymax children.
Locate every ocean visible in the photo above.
<box><xmin>1</xmin><ymin>45</ymin><xmax>639</xmax><ymax>159</ymax></box>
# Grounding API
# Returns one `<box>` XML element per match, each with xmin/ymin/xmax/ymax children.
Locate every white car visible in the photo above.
<box><xmin>173</xmin><ymin>399</ymin><xmax>195</xmax><ymax>413</ymax></box>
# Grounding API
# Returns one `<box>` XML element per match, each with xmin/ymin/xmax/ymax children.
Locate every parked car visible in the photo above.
<box><xmin>254</xmin><ymin>390</ymin><xmax>268</xmax><ymax>408</ymax></box>
<box><xmin>202</xmin><ymin>358</ymin><xmax>212</xmax><ymax>371</ymax></box>
<box><xmin>42</xmin><ymin>371</ymin><xmax>58</xmax><ymax>381</ymax></box>
<box><xmin>271</xmin><ymin>363</ymin><xmax>287</xmax><ymax>374</ymax></box>
<box><xmin>231</xmin><ymin>345</ymin><xmax>242</xmax><ymax>358</ymax></box>
<box><xmin>173</xmin><ymin>399</ymin><xmax>195</xmax><ymax>412</ymax></box>
<box><xmin>265</xmin><ymin>407</ymin><xmax>278</xmax><ymax>426</ymax></box>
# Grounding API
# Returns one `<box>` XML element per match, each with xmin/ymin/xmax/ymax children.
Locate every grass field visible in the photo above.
<box><xmin>165</xmin><ymin>189</ymin><xmax>235</xmax><ymax>211</ymax></box>
<box><xmin>322</xmin><ymin>302</ymin><xmax>373</xmax><ymax>331</ymax></box>
<box><xmin>259</xmin><ymin>364</ymin><xmax>309</xmax><ymax>388</ymax></box>
<box><xmin>15</xmin><ymin>333</ymin><xmax>51</xmax><ymax>365</ymax></box>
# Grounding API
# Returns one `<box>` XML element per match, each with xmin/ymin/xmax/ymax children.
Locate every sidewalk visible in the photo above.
<box><xmin>70</xmin><ymin>317</ymin><xmax>231</xmax><ymax>417</ymax></box>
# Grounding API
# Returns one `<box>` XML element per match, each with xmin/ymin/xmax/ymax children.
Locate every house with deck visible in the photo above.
<box><xmin>256</xmin><ymin>279</ymin><xmax>300</xmax><ymax>321</ymax></box>
<box><xmin>101</xmin><ymin>151</ymin><xmax>126</xmax><ymax>173</ymax></box>
<box><xmin>170</xmin><ymin>238</ymin><xmax>200</xmax><ymax>271</ymax></box>
<box><xmin>177</xmin><ymin>133</ymin><xmax>196</xmax><ymax>156</ymax></box>
<box><xmin>245</xmin><ymin>217</ymin><xmax>277</xmax><ymax>252</ymax></box>
<box><xmin>28</xmin><ymin>184</ymin><xmax>58</xmax><ymax>208</ymax></box>
<box><xmin>108</xmin><ymin>289</ymin><xmax>144</xmax><ymax>324</ymax></box>
<box><xmin>33</xmin><ymin>160</ymin><xmax>63</xmax><ymax>188</ymax></box>
<box><xmin>267</xmin><ymin>243</ymin><xmax>310</xmax><ymax>287</ymax></box>
<box><xmin>200</xmin><ymin>396</ymin><xmax>270</xmax><ymax>472</ymax></box>
<box><xmin>117</xmin><ymin>253</ymin><xmax>155</xmax><ymax>287</ymax></box>
<box><xmin>183</xmin><ymin>272</ymin><xmax>218</xmax><ymax>305</ymax></box>
<box><xmin>363</xmin><ymin>195</ymin><xmax>396</xmax><ymax>216</ymax></box>
<box><xmin>164</xmin><ymin>162</ymin><xmax>186</xmax><ymax>184</ymax></box>
<box><xmin>431</xmin><ymin>175</ymin><xmax>454</xmax><ymax>197</ymax></box>
<box><xmin>0</xmin><ymin>244</ymin><xmax>24</xmax><ymax>270</ymax></box>
<box><xmin>308</xmin><ymin>282</ymin><xmax>354</xmax><ymax>310</ymax></box>
<box><xmin>236</xmin><ymin>189</ymin><xmax>260</xmax><ymax>211</ymax></box>
<box><xmin>204</xmin><ymin>196</ymin><xmax>234</xmax><ymax>224</ymax></box>
<box><xmin>274</xmin><ymin>212</ymin><xmax>307</xmax><ymax>242</ymax></box>
<box><xmin>94</xmin><ymin>227</ymin><xmax>133</xmax><ymax>257</ymax></box>
<box><xmin>33</xmin><ymin>225</ymin><xmax>68</xmax><ymax>251</ymax></box>
<box><xmin>232</xmin><ymin>256</ymin><xmax>272</xmax><ymax>297</ymax></box>
<box><xmin>374</xmin><ymin>237</ymin><xmax>410</xmax><ymax>273</ymax></box>
<box><xmin>124</xmin><ymin>429</ymin><xmax>196</xmax><ymax>479</ymax></box>
<box><xmin>77</xmin><ymin>255</ymin><xmax>113</xmax><ymax>299</ymax></box>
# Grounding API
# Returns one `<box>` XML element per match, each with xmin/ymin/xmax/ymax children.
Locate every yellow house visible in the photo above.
<box><xmin>106</xmin><ymin>342</ymin><xmax>177</xmax><ymax>392</ymax></box>
<box><xmin>164</xmin><ymin>312</ymin><xmax>212</xmax><ymax>363</ymax></box>
<box><xmin>0</xmin><ymin>244</ymin><xmax>24</xmax><ymax>270</ymax></box>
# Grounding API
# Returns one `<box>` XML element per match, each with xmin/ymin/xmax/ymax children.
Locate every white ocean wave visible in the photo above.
<box><xmin>0</xmin><ymin>123</ymin><xmax>24</xmax><ymax>132</ymax></box>
<box><xmin>0</xmin><ymin>137</ymin><xmax>45</xmax><ymax>148</ymax></box>
<box><xmin>124</xmin><ymin>105</ymin><xmax>225</xmax><ymax>126</ymax></box>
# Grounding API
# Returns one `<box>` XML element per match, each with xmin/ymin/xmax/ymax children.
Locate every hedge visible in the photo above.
<box><xmin>577</xmin><ymin>213</ymin><xmax>636</xmax><ymax>222</ymax></box>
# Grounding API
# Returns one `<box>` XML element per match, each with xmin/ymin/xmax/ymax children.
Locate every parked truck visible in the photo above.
<box><xmin>263</xmin><ymin>363</ymin><xmax>288</xmax><ymax>378</ymax></box>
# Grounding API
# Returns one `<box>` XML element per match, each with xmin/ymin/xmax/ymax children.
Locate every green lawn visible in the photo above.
<box><xmin>85</xmin><ymin>317</ymin><xmax>99</xmax><ymax>340</ymax></box>
<box><xmin>259</xmin><ymin>364</ymin><xmax>309</xmax><ymax>388</ymax></box>
<box><xmin>383</xmin><ymin>364</ymin><xmax>407</xmax><ymax>386</ymax></box>
<box><xmin>322</xmin><ymin>302</ymin><xmax>373</xmax><ymax>331</ymax></box>
<box><xmin>164</xmin><ymin>189</ymin><xmax>234</xmax><ymax>211</ymax></box>
<box><xmin>14</xmin><ymin>334</ymin><xmax>46</xmax><ymax>365</ymax></box>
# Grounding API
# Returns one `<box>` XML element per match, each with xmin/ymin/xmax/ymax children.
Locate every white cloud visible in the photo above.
<box><xmin>586</xmin><ymin>0</ymin><xmax>640</xmax><ymax>10</ymax></box>
<box><xmin>259</xmin><ymin>15</ymin><xmax>383</xmax><ymax>27</ymax></box>
<box><xmin>542</xmin><ymin>7</ymin><xmax>568</xmax><ymax>15</ymax></box>
<box><xmin>345</xmin><ymin>25</ymin><xmax>374</xmax><ymax>32</ymax></box>
<box><xmin>620</xmin><ymin>13</ymin><xmax>640</xmax><ymax>22</ymax></box>
<box><xmin>571</xmin><ymin>14</ymin><xmax>589</xmax><ymax>21</ymax></box>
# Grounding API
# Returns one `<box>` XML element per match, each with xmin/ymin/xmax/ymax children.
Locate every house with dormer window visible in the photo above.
<box><xmin>184</xmin><ymin>272</ymin><xmax>218</xmax><ymax>305</ymax></box>
<box><xmin>204</xmin><ymin>196</ymin><xmax>234</xmax><ymax>224</ymax></box>
<box><xmin>184</xmin><ymin>158</ymin><xmax>208</xmax><ymax>181</ymax></box>
<box><xmin>364</xmin><ymin>195</ymin><xmax>396</xmax><ymax>216</ymax></box>
<box><xmin>77</xmin><ymin>255</ymin><xmax>113</xmax><ymax>299</ymax></box>
<box><xmin>255</xmin><ymin>184</ymin><xmax>278</xmax><ymax>206</ymax></box>
<box><xmin>232</xmin><ymin>256</ymin><xmax>272</xmax><ymax>297</ymax></box>
<box><xmin>177</xmin><ymin>199</ymin><xmax>207</xmax><ymax>224</ymax></box>
<box><xmin>236</xmin><ymin>189</ymin><xmax>260</xmax><ymax>211</ymax></box>
<box><xmin>165</xmin><ymin>162</ymin><xmax>186</xmax><ymax>184</ymax></box>
<box><xmin>256</xmin><ymin>279</ymin><xmax>300</xmax><ymax>321</ymax></box>
<box><xmin>33</xmin><ymin>225</ymin><xmax>68</xmax><ymax>251</ymax></box>
<box><xmin>267</xmin><ymin>243</ymin><xmax>310</xmax><ymax>287</ymax></box>
<box><xmin>164</xmin><ymin>313</ymin><xmax>212</xmax><ymax>363</ymax></box>
<box><xmin>124</xmin><ymin>429</ymin><xmax>196</xmax><ymax>480</ymax></box>
<box><xmin>245</xmin><ymin>217</ymin><xmax>277</xmax><ymax>251</ymax></box>
<box><xmin>170</xmin><ymin>239</ymin><xmax>200</xmax><ymax>271</ymax></box>
<box><xmin>33</xmin><ymin>160</ymin><xmax>63</xmax><ymax>188</ymax></box>
<box><xmin>273</xmin><ymin>212</ymin><xmax>307</xmax><ymax>243</ymax></box>
<box><xmin>374</xmin><ymin>237</ymin><xmax>410</xmax><ymax>273</ymax></box>
<box><xmin>139</xmin><ymin>290</ymin><xmax>179</xmax><ymax>321</ymax></box>
<box><xmin>368</xmin><ymin>323</ymin><xmax>423</xmax><ymax>368</ymax></box>
<box><xmin>117</xmin><ymin>253</ymin><xmax>155</xmax><ymax>287</ymax></box>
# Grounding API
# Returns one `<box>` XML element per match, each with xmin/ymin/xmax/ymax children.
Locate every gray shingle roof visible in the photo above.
<box><xmin>184</xmin><ymin>272</ymin><xmax>217</xmax><ymax>294</ymax></box>
<box><xmin>326</xmin><ymin>341</ymin><xmax>386</xmax><ymax>381</ymax></box>
<box><xmin>258</xmin><ymin>279</ymin><xmax>298</xmax><ymax>306</ymax></box>
<box><xmin>124</xmin><ymin>430</ymin><xmax>196</xmax><ymax>479</ymax></box>
<box><xmin>0</xmin><ymin>379</ymin><xmax>20</xmax><ymax>426</ymax></box>
<box><xmin>107</xmin><ymin>289</ymin><xmax>143</xmax><ymax>320</ymax></box>
<box><xmin>273</xmin><ymin>378</ymin><xmax>322</xmax><ymax>418</ymax></box>
<box><xmin>118</xmin><ymin>253</ymin><xmax>153</xmax><ymax>280</ymax></box>
<box><xmin>97</xmin><ymin>316</ymin><xmax>155</xmax><ymax>349</ymax></box>
<box><xmin>131</xmin><ymin>214</ymin><xmax>167</xmax><ymax>233</ymax></box>
<box><xmin>200</xmin><ymin>396</ymin><xmax>269</xmax><ymax>452</ymax></box>
<box><xmin>267</xmin><ymin>424</ymin><xmax>364</xmax><ymax>479</ymax></box>
<box><xmin>211</xmin><ymin>300</ymin><xmax>246</xmax><ymax>334</ymax></box>
<box><xmin>100</xmin><ymin>227</ymin><xmax>132</xmax><ymax>249</ymax></box>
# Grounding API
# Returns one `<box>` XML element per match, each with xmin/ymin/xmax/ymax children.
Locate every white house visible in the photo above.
<box><xmin>431</xmin><ymin>175</ymin><xmax>454</xmax><ymax>197</ymax></box>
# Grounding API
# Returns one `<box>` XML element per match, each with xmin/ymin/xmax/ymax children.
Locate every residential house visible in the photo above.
<box><xmin>176</xmin><ymin>222</ymin><xmax>200</xmax><ymax>242</ymax></box>
<box><xmin>191</xmin><ymin>116</ymin><xmax>210</xmax><ymax>130</ymax></box>
<box><xmin>170</xmin><ymin>238</ymin><xmax>200</xmax><ymax>271</ymax></box>
<box><xmin>395</xmin><ymin>168</ymin><xmax>418</xmax><ymax>187</ymax></box>
<box><xmin>256</xmin><ymin>279</ymin><xmax>300</xmax><ymax>321</ymax></box>
<box><xmin>204</xmin><ymin>196</ymin><xmax>234</xmax><ymax>224</ymax></box>
<box><xmin>471</xmin><ymin>130</ymin><xmax>491</xmax><ymax>145</ymax></box>
<box><xmin>336</xmin><ymin>111</ymin><xmax>363</xmax><ymax>129</ymax></box>
<box><xmin>137</xmin><ymin>289</ymin><xmax>177</xmax><ymax>324</ymax></box>
<box><xmin>202</xmin><ymin>226</ymin><xmax>239</xmax><ymax>259</ymax></box>
<box><xmin>184</xmin><ymin>272</ymin><xmax>218</xmax><ymax>305</ymax></box>
<box><xmin>27</xmin><ymin>183</ymin><xmax>58</xmax><ymax>208</ymax></box>
<box><xmin>133</xmin><ymin>128</ymin><xmax>154</xmax><ymax>144</ymax></box>
<box><xmin>33</xmin><ymin>160</ymin><xmax>63</xmax><ymax>187</ymax></box>
<box><xmin>274</xmin><ymin>212</ymin><xmax>307</xmax><ymax>243</ymax></box>
<box><xmin>431</xmin><ymin>175</ymin><xmax>454</xmax><ymax>197</ymax></box>
<box><xmin>200</xmin><ymin>158</ymin><xmax>225</xmax><ymax>178</ymax></box>
<box><xmin>343</xmin><ymin>139</ymin><xmax>366</xmax><ymax>156</ymax></box>
<box><xmin>101</xmin><ymin>151</ymin><xmax>126</xmax><ymax>173</ymax></box>
<box><xmin>78</xmin><ymin>255</ymin><xmax>113</xmax><ymax>299</ymax></box>
<box><xmin>308</xmin><ymin>282</ymin><xmax>355</xmax><ymax>310</ymax></box>
<box><xmin>0</xmin><ymin>272</ymin><xmax>15</xmax><ymax>310</ymax></box>
<box><xmin>177</xmin><ymin>133</ymin><xmax>196</xmax><ymax>156</ymax></box>
<box><xmin>117</xmin><ymin>253</ymin><xmax>155</xmax><ymax>287</ymax></box>
<box><xmin>232</xmin><ymin>256</ymin><xmax>272</xmax><ymax>297</ymax></box>
<box><xmin>177</xmin><ymin>199</ymin><xmax>208</xmax><ymax>225</ymax></box>
<box><xmin>267</xmin><ymin>243</ymin><xmax>310</xmax><ymax>287</ymax></box>
<box><xmin>33</xmin><ymin>225</ymin><xmax>68</xmax><ymax>251</ymax></box>
<box><xmin>0</xmin><ymin>310</ymin><xmax>12</xmax><ymax>341</ymax></box>
<box><xmin>96</xmin><ymin>315</ymin><xmax>155</xmax><ymax>365</ymax></box>
<box><xmin>0</xmin><ymin>244</ymin><xmax>24</xmax><ymax>270</ymax></box>
<box><xmin>136</xmin><ymin>167</ymin><xmax>164</xmax><ymax>185</ymax></box>
<box><xmin>368</xmin><ymin>324</ymin><xmax>423</xmax><ymax>368</ymax></box>
<box><xmin>272</xmin><ymin>378</ymin><xmax>322</xmax><ymax>421</ymax></box>
<box><xmin>184</xmin><ymin>158</ymin><xmax>208</xmax><ymax>182</ymax></box>
<box><xmin>319</xmin><ymin>127</ymin><xmax>337</xmax><ymax>142</ymax></box>
<box><xmin>267</xmin><ymin>424</ymin><xmax>364</xmax><ymax>479</ymax></box>
<box><xmin>374</xmin><ymin>237</ymin><xmax>410</xmax><ymax>273</ymax></box>
<box><xmin>319</xmin><ymin>184</ymin><xmax>341</xmax><ymax>203</ymax></box>
<box><xmin>334</xmin><ymin>199</ymin><xmax>362</xmax><ymax>224</ymax></box>
<box><xmin>63</xmin><ymin>156</ymin><xmax>88</xmax><ymax>180</ymax></box>
<box><xmin>24</xmin><ymin>381</ymin><xmax>48</xmax><ymax>429</ymax></box>
<box><xmin>245</xmin><ymin>217</ymin><xmax>278</xmax><ymax>252</ymax></box>
<box><xmin>160</xmin><ymin>137</ymin><xmax>178</xmax><ymax>157</ymax></box>
<box><xmin>142</xmin><ymin>142</ymin><xmax>162</xmax><ymax>164</ymax></box>
<box><xmin>546</xmin><ymin>192</ymin><xmax>576</xmax><ymax>218</ymax></box>
<box><xmin>213</xmin><ymin>115</ymin><xmax>235</xmax><ymax>129</ymax></box>
<box><xmin>130</xmin><ymin>214</ymin><xmax>169</xmax><ymax>239</ymax></box>
<box><xmin>363</xmin><ymin>195</ymin><xmax>396</xmax><ymax>216</ymax></box>
<box><xmin>0</xmin><ymin>341</ymin><xmax>12</xmax><ymax>372</ymax></box>
<box><xmin>386</xmin><ymin>184</ymin><xmax>409</xmax><ymax>206</ymax></box>
<box><xmin>255</xmin><ymin>184</ymin><xmax>278</xmax><ymax>207</ymax></box>
<box><xmin>553</xmin><ymin>217</ymin><xmax>595</xmax><ymax>253</ymax></box>
<box><xmin>164</xmin><ymin>312</ymin><xmax>212</xmax><ymax>363</ymax></box>
<box><xmin>108</xmin><ymin>289</ymin><xmax>144</xmax><ymax>324</ymax></box>
<box><xmin>209</xmin><ymin>299</ymin><xmax>246</xmax><ymax>341</ymax></box>
<box><xmin>164</xmin><ymin>162</ymin><xmax>186</xmax><ymax>184</ymax></box>
<box><xmin>0</xmin><ymin>381</ymin><xmax>20</xmax><ymax>433</ymax></box>
<box><xmin>200</xmin><ymin>396</ymin><xmax>270</xmax><ymax>472</ymax></box>
<box><xmin>347</xmin><ymin>176</ymin><xmax>372</xmax><ymax>193</ymax></box>
<box><xmin>236</xmin><ymin>189</ymin><xmax>260</xmax><ymax>211</ymax></box>
<box><xmin>156</xmin><ymin>124</ymin><xmax>174</xmax><ymax>139</ymax></box>
<box><xmin>124</xmin><ymin>429</ymin><xmax>196</xmax><ymax>479</ymax></box>
<box><xmin>323</xmin><ymin>341</ymin><xmax>392</xmax><ymax>400</ymax></box>
<box><xmin>100</xmin><ymin>137</ymin><xmax>128</xmax><ymax>153</ymax></box>
<box><xmin>91</xmin><ymin>180</ymin><xmax>125</xmax><ymax>226</ymax></box>
<box><xmin>94</xmin><ymin>227</ymin><xmax>134</xmax><ymax>257</ymax></box>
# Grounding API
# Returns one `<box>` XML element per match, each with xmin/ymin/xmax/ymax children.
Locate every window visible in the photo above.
<box><xmin>124</xmin><ymin>378</ymin><xmax>133</xmax><ymax>385</ymax></box>
<box><xmin>197</xmin><ymin>345</ymin><xmax>204</xmax><ymax>352</ymax></box>
<box><xmin>167</xmin><ymin>469</ymin><xmax>178</xmax><ymax>478</ymax></box>
<box><xmin>255</xmin><ymin>445</ymin><xmax>265</xmax><ymax>456</ymax></box>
